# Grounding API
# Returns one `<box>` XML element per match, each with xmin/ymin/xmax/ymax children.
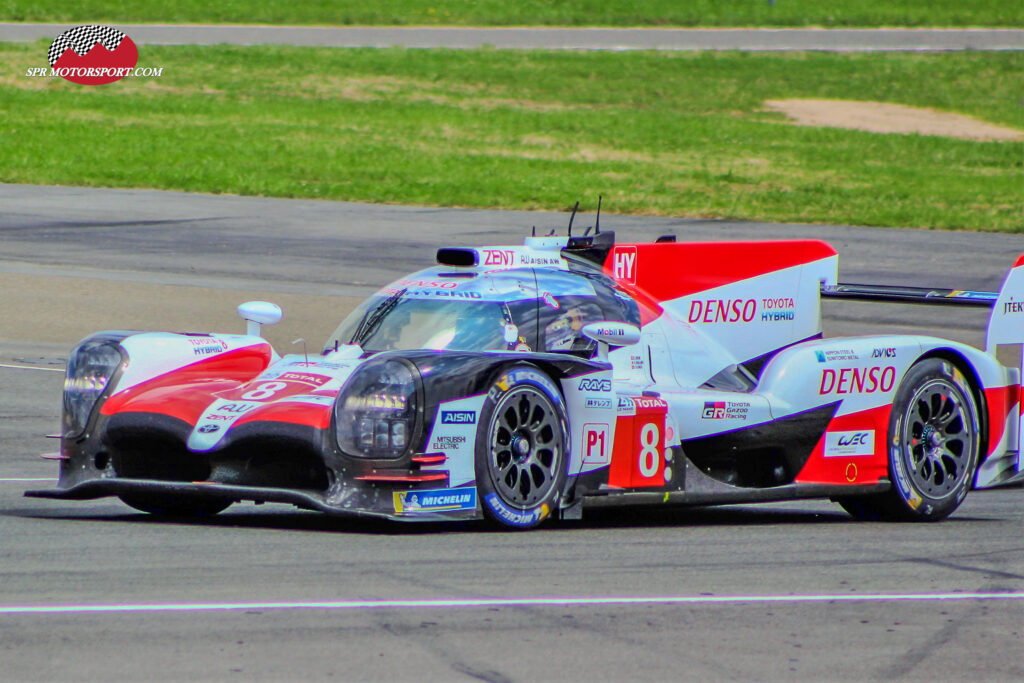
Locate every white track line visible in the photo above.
<box><xmin>0</xmin><ymin>478</ymin><xmax>57</xmax><ymax>482</ymax></box>
<box><xmin>0</xmin><ymin>592</ymin><xmax>1022</xmax><ymax>616</ymax></box>
<box><xmin>0</xmin><ymin>363</ymin><xmax>63</xmax><ymax>373</ymax></box>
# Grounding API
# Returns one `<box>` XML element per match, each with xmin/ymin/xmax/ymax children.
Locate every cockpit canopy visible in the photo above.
<box><xmin>325</xmin><ymin>265</ymin><xmax>639</xmax><ymax>356</ymax></box>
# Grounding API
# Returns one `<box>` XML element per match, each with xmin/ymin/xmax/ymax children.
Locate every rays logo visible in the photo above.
<box><xmin>578</xmin><ymin>378</ymin><xmax>611</xmax><ymax>392</ymax></box>
<box><xmin>45</xmin><ymin>26</ymin><xmax>139</xmax><ymax>85</ymax></box>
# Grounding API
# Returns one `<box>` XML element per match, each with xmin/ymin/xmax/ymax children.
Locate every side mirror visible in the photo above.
<box><xmin>238</xmin><ymin>301</ymin><xmax>282</xmax><ymax>337</ymax></box>
<box><xmin>582</xmin><ymin>321</ymin><xmax>640</xmax><ymax>360</ymax></box>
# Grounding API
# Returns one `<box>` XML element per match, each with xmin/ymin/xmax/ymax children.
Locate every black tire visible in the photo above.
<box><xmin>476</xmin><ymin>365</ymin><xmax>569</xmax><ymax>529</ymax></box>
<box><xmin>119</xmin><ymin>493</ymin><xmax>232</xmax><ymax>517</ymax></box>
<box><xmin>838</xmin><ymin>358</ymin><xmax>980</xmax><ymax>522</ymax></box>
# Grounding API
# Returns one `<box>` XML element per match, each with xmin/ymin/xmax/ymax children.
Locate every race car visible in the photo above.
<box><xmin>27</xmin><ymin>223</ymin><xmax>1024</xmax><ymax>528</ymax></box>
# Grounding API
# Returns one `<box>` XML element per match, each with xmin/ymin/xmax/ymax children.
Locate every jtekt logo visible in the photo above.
<box><xmin>47</xmin><ymin>25</ymin><xmax>139</xmax><ymax>85</ymax></box>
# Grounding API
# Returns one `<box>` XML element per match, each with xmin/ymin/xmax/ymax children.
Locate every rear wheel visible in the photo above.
<box><xmin>476</xmin><ymin>366</ymin><xmax>568</xmax><ymax>529</ymax></box>
<box><xmin>838</xmin><ymin>358</ymin><xmax>980</xmax><ymax>521</ymax></box>
<box><xmin>119</xmin><ymin>493</ymin><xmax>232</xmax><ymax>517</ymax></box>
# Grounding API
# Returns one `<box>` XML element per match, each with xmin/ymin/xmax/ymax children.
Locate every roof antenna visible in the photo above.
<box><xmin>567</xmin><ymin>200</ymin><xmax>579</xmax><ymax>237</ymax></box>
<box><xmin>531</xmin><ymin>226</ymin><xmax>536</xmax><ymax>237</ymax></box>
<box><xmin>595</xmin><ymin>195</ymin><xmax>602</xmax><ymax>235</ymax></box>
<box><xmin>583</xmin><ymin>226</ymin><xmax>593</xmax><ymax>236</ymax></box>
<box><xmin>292</xmin><ymin>338</ymin><xmax>309</xmax><ymax>366</ymax></box>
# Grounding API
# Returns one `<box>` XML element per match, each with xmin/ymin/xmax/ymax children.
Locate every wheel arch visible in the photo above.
<box><xmin>915</xmin><ymin>347</ymin><xmax>989</xmax><ymax>464</ymax></box>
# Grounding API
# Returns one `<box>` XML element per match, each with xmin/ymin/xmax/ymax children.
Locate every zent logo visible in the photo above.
<box><xmin>441</xmin><ymin>411</ymin><xmax>476</xmax><ymax>424</ymax></box>
<box><xmin>578</xmin><ymin>378</ymin><xmax>612</xmax><ymax>392</ymax></box>
<box><xmin>483</xmin><ymin>250</ymin><xmax>515</xmax><ymax>267</ymax></box>
<box><xmin>47</xmin><ymin>25</ymin><xmax>138</xmax><ymax>85</ymax></box>
<box><xmin>612</xmin><ymin>247</ymin><xmax>637</xmax><ymax>284</ymax></box>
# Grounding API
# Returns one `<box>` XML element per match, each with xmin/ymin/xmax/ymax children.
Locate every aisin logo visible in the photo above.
<box><xmin>47</xmin><ymin>25</ymin><xmax>139</xmax><ymax>85</ymax></box>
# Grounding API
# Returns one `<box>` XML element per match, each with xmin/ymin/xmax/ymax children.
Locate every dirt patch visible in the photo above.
<box><xmin>764</xmin><ymin>99</ymin><xmax>1023</xmax><ymax>142</ymax></box>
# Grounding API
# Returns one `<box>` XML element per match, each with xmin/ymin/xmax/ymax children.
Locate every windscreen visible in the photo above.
<box><xmin>325</xmin><ymin>295</ymin><xmax>525</xmax><ymax>354</ymax></box>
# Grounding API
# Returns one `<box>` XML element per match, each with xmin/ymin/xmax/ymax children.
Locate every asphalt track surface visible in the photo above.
<box><xmin>2</xmin><ymin>23</ymin><xmax>1024</xmax><ymax>51</ymax></box>
<box><xmin>1</xmin><ymin>184</ymin><xmax>1023</xmax><ymax>681</ymax></box>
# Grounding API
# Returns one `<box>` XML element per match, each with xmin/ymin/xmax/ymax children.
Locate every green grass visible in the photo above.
<box><xmin>2</xmin><ymin>43</ymin><xmax>1022</xmax><ymax>231</ymax></box>
<box><xmin>1</xmin><ymin>0</ymin><xmax>1022</xmax><ymax>27</ymax></box>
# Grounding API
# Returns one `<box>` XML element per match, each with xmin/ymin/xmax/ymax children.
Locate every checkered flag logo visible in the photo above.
<box><xmin>48</xmin><ymin>25</ymin><xmax>126</xmax><ymax>67</ymax></box>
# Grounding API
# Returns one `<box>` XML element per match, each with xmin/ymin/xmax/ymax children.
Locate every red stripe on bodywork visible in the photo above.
<box><xmin>101</xmin><ymin>345</ymin><xmax>273</xmax><ymax>423</ymax></box>
<box><xmin>233</xmin><ymin>402</ymin><xmax>332</xmax><ymax>430</ymax></box>
<box><xmin>985</xmin><ymin>384</ymin><xmax>1019</xmax><ymax>457</ymax></box>
<box><xmin>603</xmin><ymin>240</ymin><xmax>836</xmax><ymax>304</ymax></box>
<box><xmin>795</xmin><ymin>404</ymin><xmax>891</xmax><ymax>486</ymax></box>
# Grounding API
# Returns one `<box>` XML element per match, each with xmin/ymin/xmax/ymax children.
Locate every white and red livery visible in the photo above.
<box><xmin>29</xmin><ymin>227</ymin><xmax>1024</xmax><ymax>528</ymax></box>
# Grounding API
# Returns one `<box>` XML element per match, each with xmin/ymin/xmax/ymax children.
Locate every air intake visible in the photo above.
<box><xmin>436</xmin><ymin>248</ymin><xmax>478</xmax><ymax>267</ymax></box>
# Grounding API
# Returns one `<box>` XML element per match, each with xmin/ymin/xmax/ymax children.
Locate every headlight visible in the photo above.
<box><xmin>63</xmin><ymin>340</ymin><xmax>124</xmax><ymax>437</ymax></box>
<box><xmin>335</xmin><ymin>359</ymin><xmax>420</xmax><ymax>459</ymax></box>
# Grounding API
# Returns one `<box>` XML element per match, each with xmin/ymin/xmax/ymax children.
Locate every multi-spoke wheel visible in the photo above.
<box><xmin>838</xmin><ymin>358</ymin><xmax>980</xmax><ymax>522</ymax></box>
<box><xmin>477</xmin><ymin>366</ymin><xmax>568</xmax><ymax>529</ymax></box>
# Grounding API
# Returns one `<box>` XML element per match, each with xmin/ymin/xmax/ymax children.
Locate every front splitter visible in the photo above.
<box><xmin>24</xmin><ymin>477</ymin><xmax>479</xmax><ymax>523</ymax></box>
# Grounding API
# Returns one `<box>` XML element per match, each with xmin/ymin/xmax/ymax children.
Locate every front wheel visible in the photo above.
<box><xmin>838</xmin><ymin>358</ymin><xmax>980</xmax><ymax>522</ymax></box>
<box><xmin>476</xmin><ymin>365</ymin><xmax>569</xmax><ymax>529</ymax></box>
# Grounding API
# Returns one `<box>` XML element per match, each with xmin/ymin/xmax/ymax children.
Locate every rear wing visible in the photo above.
<box><xmin>821</xmin><ymin>283</ymin><xmax>996</xmax><ymax>308</ymax></box>
<box><xmin>821</xmin><ymin>254</ymin><xmax>1024</xmax><ymax>353</ymax></box>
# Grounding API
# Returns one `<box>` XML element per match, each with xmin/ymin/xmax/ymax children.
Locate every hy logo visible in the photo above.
<box><xmin>612</xmin><ymin>246</ymin><xmax>637</xmax><ymax>284</ymax></box>
<box><xmin>47</xmin><ymin>25</ymin><xmax>138</xmax><ymax>85</ymax></box>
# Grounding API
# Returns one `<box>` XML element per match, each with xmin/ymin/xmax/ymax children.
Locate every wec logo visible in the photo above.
<box><xmin>578</xmin><ymin>378</ymin><xmax>612</xmax><ymax>392</ymax></box>
<box><xmin>824</xmin><ymin>430</ymin><xmax>875</xmax><ymax>457</ymax></box>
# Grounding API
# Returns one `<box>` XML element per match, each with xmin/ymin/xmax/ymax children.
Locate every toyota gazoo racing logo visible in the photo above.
<box><xmin>28</xmin><ymin>25</ymin><xmax>162</xmax><ymax>85</ymax></box>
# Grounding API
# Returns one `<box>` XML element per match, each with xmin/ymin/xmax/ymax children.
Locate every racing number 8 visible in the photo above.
<box><xmin>241</xmin><ymin>381</ymin><xmax>288</xmax><ymax>401</ymax></box>
<box><xmin>638</xmin><ymin>423</ymin><xmax>660</xmax><ymax>477</ymax></box>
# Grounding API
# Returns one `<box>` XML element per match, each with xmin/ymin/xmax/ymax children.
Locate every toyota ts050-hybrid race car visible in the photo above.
<box><xmin>28</xmin><ymin>224</ymin><xmax>1024</xmax><ymax>528</ymax></box>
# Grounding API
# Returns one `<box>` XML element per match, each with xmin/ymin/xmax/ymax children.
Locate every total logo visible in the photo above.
<box><xmin>819</xmin><ymin>366</ymin><xmax>896</xmax><ymax>395</ymax></box>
